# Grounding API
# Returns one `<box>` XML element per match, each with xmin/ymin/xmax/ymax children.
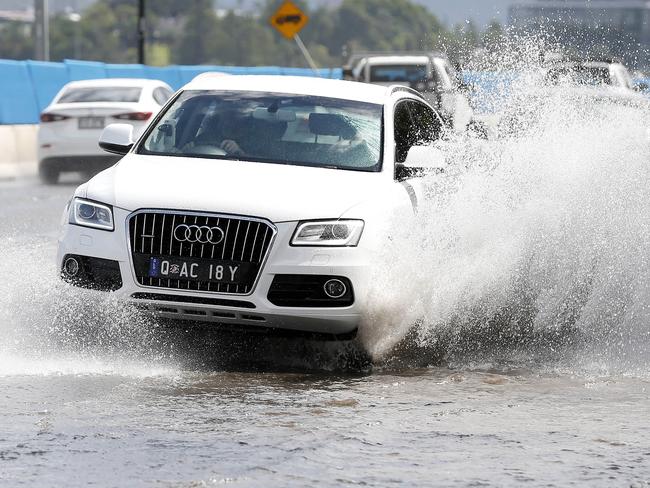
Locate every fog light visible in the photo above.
<box><xmin>63</xmin><ymin>257</ymin><xmax>80</xmax><ymax>277</ymax></box>
<box><xmin>323</xmin><ymin>279</ymin><xmax>346</xmax><ymax>299</ymax></box>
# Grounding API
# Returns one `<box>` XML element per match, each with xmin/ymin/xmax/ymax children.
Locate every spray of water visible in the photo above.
<box><xmin>360</xmin><ymin>64</ymin><xmax>650</xmax><ymax>374</ymax></box>
<box><xmin>0</xmin><ymin>232</ymin><xmax>182</xmax><ymax>377</ymax></box>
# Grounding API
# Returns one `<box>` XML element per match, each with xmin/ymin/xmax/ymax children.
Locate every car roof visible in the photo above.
<box><xmin>363</xmin><ymin>56</ymin><xmax>431</xmax><ymax>65</ymax></box>
<box><xmin>61</xmin><ymin>78</ymin><xmax>169</xmax><ymax>89</ymax></box>
<box><xmin>183</xmin><ymin>75</ymin><xmax>399</xmax><ymax>105</ymax></box>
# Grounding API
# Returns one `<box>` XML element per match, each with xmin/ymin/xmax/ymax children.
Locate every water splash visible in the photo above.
<box><xmin>0</xmin><ymin>232</ymin><xmax>182</xmax><ymax>376</ymax></box>
<box><xmin>361</xmin><ymin>75</ymin><xmax>650</xmax><ymax>375</ymax></box>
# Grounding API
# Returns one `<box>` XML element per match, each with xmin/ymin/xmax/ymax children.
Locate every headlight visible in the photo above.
<box><xmin>291</xmin><ymin>220</ymin><xmax>364</xmax><ymax>246</ymax></box>
<box><xmin>69</xmin><ymin>198</ymin><xmax>114</xmax><ymax>231</ymax></box>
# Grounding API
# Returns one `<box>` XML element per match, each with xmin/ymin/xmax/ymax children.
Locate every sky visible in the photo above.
<box><xmin>414</xmin><ymin>0</ymin><xmax>512</xmax><ymax>26</ymax></box>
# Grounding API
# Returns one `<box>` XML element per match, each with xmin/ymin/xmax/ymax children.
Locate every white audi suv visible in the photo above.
<box><xmin>57</xmin><ymin>75</ymin><xmax>445</xmax><ymax>338</ymax></box>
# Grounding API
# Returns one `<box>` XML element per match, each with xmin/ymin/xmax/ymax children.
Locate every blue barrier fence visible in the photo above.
<box><xmin>0</xmin><ymin>59</ymin><xmax>342</xmax><ymax>124</ymax></box>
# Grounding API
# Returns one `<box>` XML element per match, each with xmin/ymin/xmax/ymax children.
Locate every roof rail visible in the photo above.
<box><xmin>191</xmin><ymin>71</ymin><xmax>232</xmax><ymax>83</ymax></box>
<box><xmin>389</xmin><ymin>85</ymin><xmax>425</xmax><ymax>98</ymax></box>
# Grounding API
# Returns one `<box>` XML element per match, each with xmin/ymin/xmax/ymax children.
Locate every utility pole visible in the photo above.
<box><xmin>137</xmin><ymin>0</ymin><xmax>145</xmax><ymax>64</ymax></box>
<box><xmin>34</xmin><ymin>0</ymin><xmax>50</xmax><ymax>61</ymax></box>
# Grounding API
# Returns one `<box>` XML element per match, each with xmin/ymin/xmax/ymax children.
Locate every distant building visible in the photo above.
<box><xmin>509</xmin><ymin>0</ymin><xmax>650</xmax><ymax>68</ymax></box>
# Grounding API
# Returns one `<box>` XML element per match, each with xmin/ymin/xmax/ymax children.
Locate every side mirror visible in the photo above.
<box><xmin>99</xmin><ymin>123</ymin><xmax>135</xmax><ymax>155</ymax></box>
<box><xmin>396</xmin><ymin>145</ymin><xmax>446</xmax><ymax>180</ymax></box>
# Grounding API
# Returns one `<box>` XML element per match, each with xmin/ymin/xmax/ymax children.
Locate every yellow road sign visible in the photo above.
<box><xmin>269</xmin><ymin>1</ymin><xmax>309</xmax><ymax>39</ymax></box>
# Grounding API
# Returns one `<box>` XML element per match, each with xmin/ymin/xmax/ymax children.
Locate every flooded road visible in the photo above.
<box><xmin>3</xmin><ymin>366</ymin><xmax>650</xmax><ymax>487</ymax></box>
<box><xmin>0</xmin><ymin>177</ymin><xmax>649</xmax><ymax>487</ymax></box>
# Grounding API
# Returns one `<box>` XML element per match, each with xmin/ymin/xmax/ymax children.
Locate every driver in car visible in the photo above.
<box><xmin>182</xmin><ymin>112</ymin><xmax>247</xmax><ymax>156</ymax></box>
<box><xmin>188</xmin><ymin>112</ymin><xmax>288</xmax><ymax>158</ymax></box>
<box><xmin>220</xmin><ymin>139</ymin><xmax>245</xmax><ymax>156</ymax></box>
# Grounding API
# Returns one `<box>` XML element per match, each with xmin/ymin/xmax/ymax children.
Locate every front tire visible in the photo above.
<box><xmin>39</xmin><ymin>164</ymin><xmax>59</xmax><ymax>184</ymax></box>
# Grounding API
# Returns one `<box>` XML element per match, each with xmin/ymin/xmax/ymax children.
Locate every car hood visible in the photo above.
<box><xmin>84</xmin><ymin>154</ymin><xmax>385</xmax><ymax>222</ymax></box>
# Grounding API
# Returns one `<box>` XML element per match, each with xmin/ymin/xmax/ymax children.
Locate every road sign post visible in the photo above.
<box><xmin>269</xmin><ymin>1</ymin><xmax>319</xmax><ymax>75</ymax></box>
<box><xmin>292</xmin><ymin>33</ymin><xmax>319</xmax><ymax>73</ymax></box>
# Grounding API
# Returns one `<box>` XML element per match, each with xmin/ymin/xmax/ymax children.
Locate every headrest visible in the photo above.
<box><xmin>308</xmin><ymin>113</ymin><xmax>357</xmax><ymax>140</ymax></box>
<box><xmin>243</xmin><ymin>116</ymin><xmax>287</xmax><ymax>139</ymax></box>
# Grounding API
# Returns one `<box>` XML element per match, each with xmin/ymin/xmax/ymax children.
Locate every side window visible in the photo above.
<box><xmin>394</xmin><ymin>101</ymin><xmax>413</xmax><ymax>164</ymax></box>
<box><xmin>153</xmin><ymin>87</ymin><xmax>173</xmax><ymax>105</ymax></box>
<box><xmin>409</xmin><ymin>101</ymin><xmax>443</xmax><ymax>146</ymax></box>
<box><xmin>393</xmin><ymin>99</ymin><xmax>443</xmax><ymax>164</ymax></box>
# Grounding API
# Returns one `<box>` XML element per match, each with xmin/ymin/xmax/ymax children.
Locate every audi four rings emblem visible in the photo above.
<box><xmin>173</xmin><ymin>224</ymin><xmax>225</xmax><ymax>245</ymax></box>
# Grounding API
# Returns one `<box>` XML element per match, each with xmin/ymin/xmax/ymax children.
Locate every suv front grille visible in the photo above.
<box><xmin>128</xmin><ymin>211</ymin><xmax>275</xmax><ymax>294</ymax></box>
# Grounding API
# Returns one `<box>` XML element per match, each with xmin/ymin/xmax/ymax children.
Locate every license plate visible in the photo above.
<box><xmin>147</xmin><ymin>256</ymin><xmax>251</xmax><ymax>284</ymax></box>
<box><xmin>78</xmin><ymin>116</ymin><xmax>105</xmax><ymax>129</ymax></box>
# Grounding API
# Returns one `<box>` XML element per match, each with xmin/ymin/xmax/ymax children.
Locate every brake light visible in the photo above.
<box><xmin>113</xmin><ymin>112</ymin><xmax>152</xmax><ymax>121</ymax></box>
<box><xmin>40</xmin><ymin>113</ymin><xmax>70</xmax><ymax>123</ymax></box>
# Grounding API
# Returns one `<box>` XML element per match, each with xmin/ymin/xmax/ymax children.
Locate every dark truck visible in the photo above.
<box><xmin>343</xmin><ymin>51</ymin><xmax>474</xmax><ymax>132</ymax></box>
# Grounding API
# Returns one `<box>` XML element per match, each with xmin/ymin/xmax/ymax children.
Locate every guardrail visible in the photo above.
<box><xmin>0</xmin><ymin>59</ymin><xmax>342</xmax><ymax>125</ymax></box>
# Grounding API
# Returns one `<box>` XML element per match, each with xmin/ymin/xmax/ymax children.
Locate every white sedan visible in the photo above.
<box><xmin>57</xmin><ymin>75</ymin><xmax>445</xmax><ymax>338</ymax></box>
<box><xmin>38</xmin><ymin>78</ymin><xmax>173</xmax><ymax>184</ymax></box>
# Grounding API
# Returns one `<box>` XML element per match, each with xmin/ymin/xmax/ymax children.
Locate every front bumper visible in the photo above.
<box><xmin>57</xmin><ymin>207</ymin><xmax>369</xmax><ymax>336</ymax></box>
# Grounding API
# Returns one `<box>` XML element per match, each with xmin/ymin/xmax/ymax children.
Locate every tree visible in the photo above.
<box><xmin>77</xmin><ymin>2</ymin><xmax>135</xmax><ymax>62</ymax></box>
<box><xmin>49</xmin><ymin>14</ymin><xmax>80</xmax><ymax>61</ymax></box>
<box><xmin>175</xmin><ymin>0</ymin><xmax>220</xmax><ymax>65</ymax></box>
<box><xmin>328</xmin><ymin>0</ymin><xmax>444</xmax><ymax>54</ymax></box>
<box><xmin>0</xmin><ymin>22</ymin><xmax>33</xmax><ymax>60</ymax></box>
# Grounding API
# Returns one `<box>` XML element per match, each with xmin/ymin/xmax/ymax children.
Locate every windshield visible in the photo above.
<box><xmin>370</xmin><ymin>64</ymin><xmax>428</xmax><ymax>83</ymax></box>
<box><xmin>139</xmin><ymin>90</ymin><xmax>383</xmax><ymax>172</ymax></box>
<box><xmin>58</xmin><ymin>87</ymin><xmax>142</xmax><ymax>103</ymax></box>
<box><xmin>545</xmin><ymin>66</ymin><xmax>611</xmax><ymax>86</ymax></box>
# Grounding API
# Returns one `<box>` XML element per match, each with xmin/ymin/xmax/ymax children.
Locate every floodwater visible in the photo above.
<box><xmin>2</xmin><ymin>363</ymin><xmax>649</xmax><ymax>487</ymax></box>
<box><xmin>2</xmin><ymin>79</ymin><xmax>650</xmax><ymax>486</ymax></box>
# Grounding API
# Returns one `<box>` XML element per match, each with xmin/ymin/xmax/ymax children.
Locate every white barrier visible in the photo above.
<box><xmin>0</xmin><ymin>125</ymin><xmax>38</xmax><ymax>180</ymax></box>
